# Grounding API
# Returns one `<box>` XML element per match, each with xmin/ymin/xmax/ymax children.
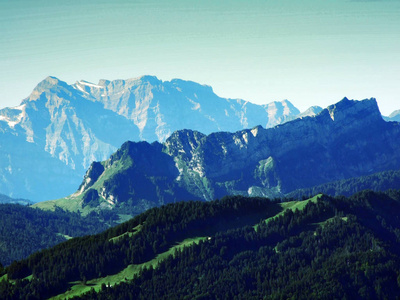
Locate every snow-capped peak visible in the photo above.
<box><xmin>0</xmin><ymin>104</ymin><xmax>26</xmax><ymax>128</ymax></box>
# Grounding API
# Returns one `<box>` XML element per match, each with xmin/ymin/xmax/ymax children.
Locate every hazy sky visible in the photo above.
<box><xmin>1</xmin><ymin>0</ymin><xmax>399</xmax><ymax>115</ymax></box>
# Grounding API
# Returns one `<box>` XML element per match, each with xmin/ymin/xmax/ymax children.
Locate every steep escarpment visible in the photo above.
<box><xmin>0</xmin><ymin>76</ymin><xmax>300</xmax><ymax>201</ymax></box>
<box><xmin>35</xmin><ymin>97</ymin><xmax>400</xmax><ymax>216</ymax></box>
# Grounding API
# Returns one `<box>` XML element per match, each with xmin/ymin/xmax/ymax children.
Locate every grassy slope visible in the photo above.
<box><xmin>50</xmin><ymin>195</ymin><xmax>324</xmax><ymax>299</ymax></box>
<box><xmin>253</xmin><ymin>194</ymin><xmax>321</xmax><ymax>231</ymax></box>
<box><xmin>32</xmin><ymin>160</ymin><xmax>129</xmax><ymax>216</ymax></box>
<box><xmin>51</xmin><ymin>237</ymin><xmax>207</xmax><ymax>300</ymax></box>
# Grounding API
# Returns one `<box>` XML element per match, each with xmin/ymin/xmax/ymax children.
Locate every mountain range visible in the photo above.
<box><xmin>34</xmin><ymin>97</ymin><xmax>400</xmax><ymax>219</ymax></box>
<box><xmin>1</xmin><ymin>76</ymin><xmax>398</xmax><ymax>203</ymax></box>
<box><xmin>0</xmin><ymin>193</ymin><xmax>31</xmax><ymax>205</ymax></box>
<box><xmin>0</xmin><ymin>76</ymin><xmax>310</xmax><ymax>202</ymax></box>
<box><xmin>1</xmin><ymin>76</ymin><xmax>400</xmax><ymax>298</ymax></box>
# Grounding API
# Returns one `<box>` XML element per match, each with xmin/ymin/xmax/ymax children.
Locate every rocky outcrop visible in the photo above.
<box><xmin>0</xmin><ymin>76</ymin><xmax>301</xmax><ymax>201</ymax></box>
<box><xmin>72</xmin><ymin>76</ymin><xmax>300</xmax><ymax>141</ymax></box>
<box><xmin>40</xmin><ymin>97</ymin><xmax>400</xmax><ymax>214</ymax></box>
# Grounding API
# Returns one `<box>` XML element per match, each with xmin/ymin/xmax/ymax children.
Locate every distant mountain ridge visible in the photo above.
<box><xmin>35</xmin><ymin>97</ymin><xmax>400</xmax><ymax>217</ymax></box>
<box><xmin>0</xmin><ymin>193</ymin><xmax>32</xmax><ymax>205</ymax></box>
<box><xmin>384</xmin><ymin>109</ymin><xmax>400</xmax><ymax>122</ymax></box>
<box><xmin>0</xmin><ymin>76</ymin><xmax>303</xmax><ymax>201</ymax></box>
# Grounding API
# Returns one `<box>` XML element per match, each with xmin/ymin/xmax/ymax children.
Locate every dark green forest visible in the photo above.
<box><xmin>1</xmin><ymin>190</ymin><xmax>400</xmax><ymax>299</ymax></box>
<box><xmin>288</xmin><ymin>169</ymin><xmax>400</xmax><ymax>198</ymax></box>
<box><xmin>0</xmin><ymin>204</ymin><xmax>111</xmax><ymax>266</ymax></box>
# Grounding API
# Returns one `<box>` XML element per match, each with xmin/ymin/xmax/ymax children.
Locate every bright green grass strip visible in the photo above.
<box><xmin>0</xmin><ymin>274</ymin><xmax>32</xmax><ymax>285</ymax></box>
<box><xmin>31</xmin><ymin>195</ymin><xmax>84</xmax><ymax>214</ymax></box>
<box><xmin>280</xmin><ymin>194</ymin><xmax>321</xmax><ymax>212</ymax></box>
<box><xmin>0</xmin><ymin>274</ymin><xmax>8</xmax><ymax>282</ymax></box>
<box><xmin>50</xmin><ymin>237</ymin><xmax>207</xmax><ymax>300</ymax></box>
<box><xmin>314</xmin><ymin>216</ymin><xmax>348</xmax><ymax>228</ymax></box>
<box><xmin>254</xmin><ymin>194</ymin><xmax>322</xmax><ymax>231</ymax></box>
<box><xmin>109</xmin><ymin>224</ymin><xmax>142</xmax><ymax>243</ymax></box>
<box><xmin>90</xmin><ymin>160</ymin><xmax>129</xmax><ymax>192</ymax></box>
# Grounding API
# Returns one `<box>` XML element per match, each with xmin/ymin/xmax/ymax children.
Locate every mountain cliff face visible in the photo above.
<box><xmin>36</xmin><ymin>97</ymin><xmax>400</xmax><ymax>215</ymax></box>
<box><xmin>72</xmin><ymin>76</ymin><xmax>300</xmax><ymax>141</ymax></box>
<box><xmin>0</xmin><ymin>76</ymin><xmax>300</xmax><ymax>201</ymax></box>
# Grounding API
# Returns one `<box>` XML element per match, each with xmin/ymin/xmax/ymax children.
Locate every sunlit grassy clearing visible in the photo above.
<box><xmin>51</xmin><ymin>237</ymin><xmax>207</xmax><ymax>299</ymax></box>
<box><xmin>254</xmin><ymin>194</ymin><xmax>322</xmax><ymax>231</ymax></box>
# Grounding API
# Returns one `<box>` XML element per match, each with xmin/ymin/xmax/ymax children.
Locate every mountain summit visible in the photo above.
<box><xmin>35</xmin><ymin>97</ymin><xmax>400</xmax><ymax>216</ymax></box>
<box><xmin>70</xmin><ymin>75</ymin><xmax>300</xmax><ymax>141</ymax></box>
<box><xmin>0</xmin><ymin>76</ymin><xmax>301</xmax><ymax>201</ymax></box>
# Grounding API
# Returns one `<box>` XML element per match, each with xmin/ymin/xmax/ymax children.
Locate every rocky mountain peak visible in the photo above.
<box><xmin>324</xmin><ymin>97</ymin><xmax>382</xmax><ymax>124</ymax></box>
<box><xmin>4</xmin><ymin>74</ymin><xmax>391</xmax><ymax>202</ymax></box>
<box><xmin>25</xmin><ymin>76</ymin><xmax>71</xmax><ymax>102</ymax></box>
<box><xmin>38</xmin><ymin>76</ymin><xmax>61</xmax><ymax>88</ymax></box>
<box><xmin>297</xmin><ymin>106</ymin><xmax>323</xmax><ymax>118</ymax></box>
<box><xmin>37</xmin><ymin>97</ymin><xmax>400</xmax><ymax>215</ymax></box>
<box><xmin>137</xmin><ymin>75</ymin><xmax>161</xmax><ymax>84</ymax></box>
<box><xmin>169</xmin><ymin>78</ymin><xmax>214</xmax><ymax>94</ymax></box>
<box><xmin>389</xmin><ymin>109</ymin><xmax>400</xmax><ymax>118</ymax></box>
<box><xmin>281</xmin><ymin>99</ymin><xmax>299</xmax><ymax>112</ymax></box>
<box><xmin>164</xmin><ymin>129</ymin><xmax>206</xmax><ymax>159</ymax></box>
<box><xmin>97</xmin><ymin>79</ymin><xmax>111</xmax><ymax>86</ymax></box>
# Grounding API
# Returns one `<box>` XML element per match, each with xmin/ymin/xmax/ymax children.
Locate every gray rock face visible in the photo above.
<box><xmin>0</xmin><ymin>76</ymin><xmax>300</xmax><ymax>201</ymax></box>
<box><xmin>297</xmin><ymin>106</ymin><xmax>323</xmax><ymax>118</ymax></box>
<box><xmin>45</xmin><ymin>97</ymin><xmax>400</xmax><ymax>215</ymax></box>
<box><xmin>72</xmin><ymin>76</ymin><xmax>300</xmax><ymax>141</ymax></box>
<box><xmin>384</xmin><ymin>110</ymin><xmax>400</xmax><ymax>122</ymax></box>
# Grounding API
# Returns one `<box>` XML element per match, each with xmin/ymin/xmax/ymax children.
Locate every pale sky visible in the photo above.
<box><xmin>1</xmin><ymin>0</ymin><xmax>399</xmax><ymax>115</ymax></box>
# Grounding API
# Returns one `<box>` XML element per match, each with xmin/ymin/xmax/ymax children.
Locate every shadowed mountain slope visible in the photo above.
<box><xmin>35</xmin><ymin>97</ymin><xmax>400</xmax><ymax>217</ymax></box>
<box><xmin>0</xmin><ymin>76</ymin><xmax>300</xmax><ymax>201</ymax></box>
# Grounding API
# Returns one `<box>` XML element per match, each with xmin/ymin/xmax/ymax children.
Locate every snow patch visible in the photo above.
<box><xmin>13</xmin><ymin>104</ymin><xmax>26</xmax><ymax>111</ymax></box>
<box><xmin>0</xmin><ymin>104</ymin><xmax>26</xmax><ymax>128</ymax></box>
<box><xmin>76</xmin><ymin>84</ymin><xmax>89</xmax><ymax>94</ymax></box>
<box><xmin>283</xmin><ymin>102</ymin><xmax>291</xmax><ymax>115</ymax></box>
<box><xmin>242</xmin><ymin>132</ymin><xmax>249</xmax><ymax>143</ymax></box>
<box><xmin>251</xmin><ymin>127</ymin><xmax>259</xmax><ymax>137</ymax></box>
<box><xmin>267</xmin><ymin>103</ymin><xmax>278</xmax><ymax>118</ymax></box>
<box><xmin>329</xmin><ymin>111</ymin><xmax>335</xmax><ymax>121</ymax></box>
<box><xmin>79</xmin><ymin>81</ymin><xmax>103</xmax><ymax>88</ymax></box>
<box><xmin>188</xmin><ymin>98</ymin><xmax>200</xmax><ymax>110</ymax></box>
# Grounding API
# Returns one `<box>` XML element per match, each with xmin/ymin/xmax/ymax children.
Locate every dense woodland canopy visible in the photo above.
<box><xmin>1</xmin><ymin>190</ymin><xmax>400</xmax><ymax>299</ymax></box>
<box><xmin>0</xmin><ymin>204</ymin><xmax>111</xmax><ymax>266</ymax></box>
<box><xmin>2</xmin><ymin>167</ymin><xmax>398</xmax><ymax>271</ymax></box>
<box><xmin>288</xmin><ymin>169</ymin><xmax>400</xmax><ymax>198</ymax></box>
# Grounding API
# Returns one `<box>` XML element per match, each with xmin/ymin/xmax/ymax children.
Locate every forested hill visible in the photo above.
<box><xmin>2</xmin><ymin>190</ymin><xmax>400</xmax><ymax>299</ymax></box>
<box><xmin>0</xmin><ymin>204</ymin><xmax>111</xmax><ymax>266</ymax></box>
<box><xmin>288</xmin><ymin>168</ymin><xmax>400</xmax><ymax>199</ymax></box>
<box><xmin>0</xmin><ymin>75</ymin><xmax>300</xmax><ymax>202</ymax></box>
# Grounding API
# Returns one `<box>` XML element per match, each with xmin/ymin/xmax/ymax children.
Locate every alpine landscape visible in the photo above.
<box><xmin>1</xmin><ymin>0</ymin><xmax>400</xmax><ymax>299</ymax></box>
